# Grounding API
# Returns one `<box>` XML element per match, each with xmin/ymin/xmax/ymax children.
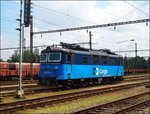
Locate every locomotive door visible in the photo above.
<box><xmin>66</xmin><ymin>53</ymin><xmax>73</xmax><ymax>79</ymax></box>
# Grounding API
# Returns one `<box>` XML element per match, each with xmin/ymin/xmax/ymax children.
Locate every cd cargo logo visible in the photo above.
<box><xmin>93</xmin><ymin>68</ymin><xmax>108</xmax><ymax>76</ymax></box>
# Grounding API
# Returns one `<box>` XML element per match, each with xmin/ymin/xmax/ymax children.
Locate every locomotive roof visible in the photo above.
<box><xmin>41</xmin><ymin>46</ymin><xmax>121</xmax><ymax>58</ymax></box>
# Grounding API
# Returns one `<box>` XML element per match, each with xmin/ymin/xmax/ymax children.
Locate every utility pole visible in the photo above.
<box><xmin>134</xmin><ymin>42</ymin><xmax>137</xmax><ymax>73</ymax></box>
<box><xmin>135</xmin><ymin>43</ymin><xmax>137</xmax><ymax>57</ymax></box>
<box><xmin>89</xmin><ymin>31</ymin><xmax>92</xmax><ymax>50</ymax></box>
<box><xmin>22</xmin><ymin>26</ymin><xmax>25</xmax><ymax>53</ymax></box>
<box><xmin>30</xmin><ymin>16</ymin><xmax>33</xmax><ymax>79</ymax></box>
<box><xmin>15</xmin><ymin>0</ymin><xmax>24</xmax><ymax>99</ymax></box>
<box><xmin>18</xmin><ymin>0</ymin><xmax>23</xmax><ymax>98</ymax></box>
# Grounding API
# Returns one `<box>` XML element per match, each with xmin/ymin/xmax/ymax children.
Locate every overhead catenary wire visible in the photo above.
<box><xmin>2</xmin><ymin>6</ymin><xmax>149</xmax><ymax>52</ymax></box>
<box><xmin>34</xmin><ymin>17</ymin><xmax>64</xmax><ymax>28</ymax></box>
<box><xmin>1</xmin><ymin>31</ymin><xmax>18</xmax><ymax>35</ymax></box>
<box><xmin>32</xmin><ymin>16</ymin><xmax>149</xmax><ymax>52</ymax></box>
<box><xmin>112</xmin><ymin>2</ymin><xmax>148</xmax><ymax>22</ymax></box>
<box><xmin>32</xmin><ymin>6</ymin><xmax>97</xmax><ymax>39</ymax></box>
<box><xmin>33</xmin><ymin>5</ymin><xmax>149</xmax><ymax>41</ymax></box>
<box><xmin>0</xmin><ymin>1</ymin><xmax>149</xmax><ymax>62</ymax></box>
<box><xmin>3</xmin><ymin>1</ymin><xmax>149</xmax><ymax>31</ymax></box>
<box><xmin>123</xmin><ymin>0</ymin><xmax>149</xmax><ymax>17</ymax></box>
<box><xmin>32</xmin><ymin>2</ymin><xmax>149</xmax><ymax>41</ymax></box>
<box><xmin>33</xmin><ymin>3</ymin><xmax>94</xmax><ymax>25</ymax></box>
<box><xmin>1</xmin><ymin>1</ymin><xmax>149</xmax><ymax>52</ymax></box>
<box><xmin>0</xmin><ymin>18</ymin><xmax>18</xmax><ymax>23</ymax></box>
<box><xmin>33</xmin><ymin>19</ymin><xmax>150</xmax><ymax>34</ymax></box>
<box><xmin>1</xmin><ymin>38</ymin><xmax>149</xmax><ymax>53</ymax></box>
<box><xmin>3</xmin><ymin>1</ymin><xmax>148</xmax><ymax>41</ymax></box>
<box><xmin>34</xmin><ymin>17</ymin><xmax>88</xmax><ymax>38</ymax></box>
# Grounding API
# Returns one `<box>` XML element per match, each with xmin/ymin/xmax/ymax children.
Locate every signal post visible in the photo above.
<box><xmin>15</xmin><ymin>0</ymin><xmax>31</xmax><ymax>99</ymax></box>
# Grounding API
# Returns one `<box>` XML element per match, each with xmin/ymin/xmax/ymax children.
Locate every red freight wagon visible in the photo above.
<box><xmin>0</xmin><ymin>62</ymin><xmax>9</xmax><ymax>77</ymax></box>
<box><xmin>0</xmin><ymin>62</ymin><xmax>40</xmax><ymax>80</ymax></box>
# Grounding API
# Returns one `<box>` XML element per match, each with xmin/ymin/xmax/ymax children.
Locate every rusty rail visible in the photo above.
<box><xmin>0</xmin><ymin>81</ymin><xmax>149</xmax><ymax>113</ymax></box>
<box><xmin>74</xmin><ymin>92</ymin><xmax>150</xmax><ymax>114</ymax></box>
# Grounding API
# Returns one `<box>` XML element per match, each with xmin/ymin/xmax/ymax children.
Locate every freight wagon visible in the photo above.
<box><xmin>0</xmin><ymin>62</ymin><xmax>39</xmax><ymax>80</ymax></box>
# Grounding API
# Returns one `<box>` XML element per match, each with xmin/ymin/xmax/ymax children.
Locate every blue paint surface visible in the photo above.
<box><xmin>40</xmin><ymin>63</ymin><xmax>124</xmax><ymax>80</ymax></box>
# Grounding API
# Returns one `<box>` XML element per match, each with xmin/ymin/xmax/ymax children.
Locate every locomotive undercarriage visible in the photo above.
<box><xmin>39</xmin><ymin>77</ymin><xmax>58</xmax><ymax>86</ymax></box>
<box><xmin>39</xmin><ymin>76</ymin><xmax>124</xmax><ymax>89</ymax></box>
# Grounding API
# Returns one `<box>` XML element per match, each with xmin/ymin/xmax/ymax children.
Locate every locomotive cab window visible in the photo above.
<box><xmin>92</xmin><ymin>55</ymin><xmax>99</xmax><ymax>64</ymax></box>
<box><xmin>48</xmin><ymin>53</ymin><xmax>61</xmax><ymax>62</ymax></box>
<box><xmin>120</xmin><ymin>58</ymin><xmax>123</xmax><ymax>65</ymax></box>
<box><xmin>67</xmin><ymin>54</ymin><xmax>71</xmax><ymax>63</ymax></box>
<box><xmin>40</xmin><ymin>53</ymin><xmax>47</xmax><ymax>62</ymax></box>
<box><xmin>111</xmin><ymin>59</ymin><xmax>115</xmax><ymax>65</ymax></box>
<box><xmin>82</xmin><ymin>57</ymin><xmax>87</xmax><ymax>64</ymax></box>
<box><xmin>101</xmin><ymin>56</ymin><xmax>108</xmax><ymax>64</ymax></box>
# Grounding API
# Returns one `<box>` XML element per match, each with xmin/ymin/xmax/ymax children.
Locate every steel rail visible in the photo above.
<box><xmin>0</xmin><ymin>80</ymin><xmax>38</xmax><ymax>86</ymax></box>
<box><xmin>74</xmin><ymin>92</ymin><xmax>150</xmax><ymax>114</ymax></box>
<box><xmin>1</xmin><ymin>77</ymin><xmax>149</xmax><ymax>97</ymax></box>
<box><xmin>1</xmin><ymin>76</ymin><xmax>149</xmax><ymax>97</ymax></box>
<box><xmin>0</xmin><ymin>81</ymin><xmax>149</xmax><ymax>113</ymax></box>
<box><xmin>113</xmin><ymin>100</ymin><xmax>150</xmax><ymax>114</ymax></box>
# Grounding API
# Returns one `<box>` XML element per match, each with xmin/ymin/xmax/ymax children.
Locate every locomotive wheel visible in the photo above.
<box><xmin>65</xmin><ymin>80</ymin><xmax>73</xmax><ymax>89</ymax></box>
<box><xmin>46</xmin><ymin>80</ymin><xmax>51</xmax><ymax>86</ymax></box>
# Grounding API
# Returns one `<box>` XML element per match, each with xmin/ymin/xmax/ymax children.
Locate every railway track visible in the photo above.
<box><xmin>124</xmin><ymin>76</ymin><xmax>150</xmax><ymax>82</ymax></box>
<box><xmin>1</xmin><ymin>74</ymin><xmax>149</xmax><ymax>90</ymax></box>
<box><xmin>0</xmin><ymin>81</ymin><xmax>149</xmax><ymax>114</ymax></box>
<box><xmin>124</xmin><ymin>75</ymin><xmax>150</xmax><ymax>79</ymax></box>
<box><xmin>0</xmin><ymin>83</ymin><xmax>39</xmax><ymax>91</ymax></box>
<box><xmin>1</xmin><ymin>75</ymin><xmax>149</xmax><ymax>97</ymax></box>
<box><xmin>1</xmin><ymin>74</ymin><xmax>149</xmax><ymax>86</ymax></box>
<box><xmin>74</xmin><ymin>92</ymin><xmax>150</xmax><ymax>114</ymax></box>
<box><xmin>126</xmin><ymin>100</ymin><xmax>150</xmax><ymax>114</ymax></box>
<box><xmin>1</xmin><ymin>86</ymin><xmax>56</xmax><ymax>97</ymax></box>
<box><xmin>0</xmin><ymin>80</ymin><xmax>38</xmax><ymax>86</ymax></box>
<box><xmin>125</xmin><ymin>74</ymin><xmax>149</xmax><ymax>77</ymax></box>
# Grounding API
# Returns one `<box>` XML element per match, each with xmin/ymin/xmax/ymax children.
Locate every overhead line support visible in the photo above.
<box><xmin>33</xmin><ymin>19</ymin><xmax>150</xmax><ymax>35</ymax></box>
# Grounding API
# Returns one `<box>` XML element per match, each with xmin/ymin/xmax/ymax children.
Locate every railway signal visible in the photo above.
<box><xmin>24</xmin><ymin>0</ymin><xmax>31</xmax><ymax>27</ymax></box>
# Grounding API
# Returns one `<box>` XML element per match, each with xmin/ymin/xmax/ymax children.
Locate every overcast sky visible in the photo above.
<box><xmin>1</xmin><ymin>0</ymin><xmax>149</xmax><ymax>61</ymax></box>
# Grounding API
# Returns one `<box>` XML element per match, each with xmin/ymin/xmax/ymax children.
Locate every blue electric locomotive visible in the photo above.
<box><xmin>39</xmin><ymin>42</ymin><xmax>124</xmax><ymax>87</ymax></box>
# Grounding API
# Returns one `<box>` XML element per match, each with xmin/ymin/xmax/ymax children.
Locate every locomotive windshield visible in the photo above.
<box><xmin>40</xmin><ymin>53</ymin><xmax>47</xmax><ymax>62</ymax></box>
<box><xmin>48</xmin><ymin>53</ymin><xmax>61</xmax><ymax>62</ymax></box>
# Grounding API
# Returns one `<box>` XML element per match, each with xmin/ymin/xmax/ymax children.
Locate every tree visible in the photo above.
<box><xmin>33</xmin><ymin>48</ymin><xmax>40</xmax><ymax>63</ymax></box>
<box><xmin>123</xmin><ymin>56</ymin><xmax>128</xmax><ymax>68</ymax></box>
<box><xmin>7</xmin><ymin>50</ymin><xmax>20</xmax><ymax>62</ymax></box>
<box><xmin>22</xmin><ymin>49</ymin><xmax>30</xmax><ymax>62</ymax></box>
<box><xmin>0</xmin><ymin>59</ymin><xmax>3</xmax><ymax>62</ymax></box>
<box><xmin>7</xmin><ymin>48</ymin><xmax>40</xmax><ymax>63</ymax></box>
<box><xmin>28</xmin><ymin>48</ymin><xmax>40</xmax><ymax>63</ymax></box>
<box><xmin>124</xmin><ymin>56</ymin><xmax>149</xmax><ymax>69</ymax></box>
<box><xmin>22</xmin><ymin>48</ymin><xmax>40</xmax><ymax>63</ymax></box>
<box><xmin>147</xmin><ymin>57</ymin><xmax>150</xmax><ymax>69</ymax></box>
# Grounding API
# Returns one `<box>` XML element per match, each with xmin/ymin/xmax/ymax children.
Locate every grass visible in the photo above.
<box><xmin>17</xmin><ymin>86</ymin><xmax>149</xmax><ymax>113</ymax></box>
<box><xmin>3</xmin><ymin>79</ymin><xmax>148</xmax><ymax>104</ymax></box>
